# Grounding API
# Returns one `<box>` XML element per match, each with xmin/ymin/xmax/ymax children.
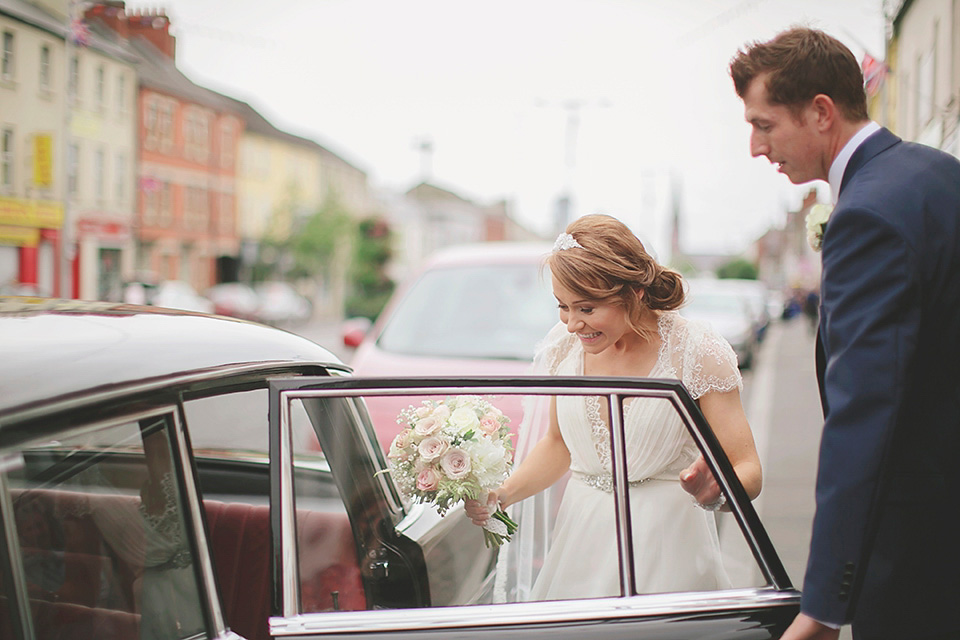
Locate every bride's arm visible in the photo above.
<box><xmin>680</xmin><ymin>388</ymin><xmax>762</xmax><ymax>504</ymax></box>
<box><xmin>464</xmin><ymin>396</ymin><xmax>570</xmax><ymax>524</ymax></box>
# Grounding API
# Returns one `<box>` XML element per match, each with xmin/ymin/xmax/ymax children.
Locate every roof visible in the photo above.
<box><xmin>128</xmin><ymin>35</ymin><xmax>239</xmax><ymax>112</ymax></box>
<box><xmin>0</xmin><ymin>298</ymin><xmax>343</xmax><ymax>419</ymax></box>
<box><xmin>0</xmin><ymin>0</ymin><xmax>139</xmax><ymax>64</ymax></box>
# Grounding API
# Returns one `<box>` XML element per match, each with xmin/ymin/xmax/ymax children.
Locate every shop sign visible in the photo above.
<box><xmin>0</xmin><ymin>197</ymin><xmax>64</xmax><ymax>229</ymax></box>
<box><xmin>33</xmin><ymin>134</ymin><xmax>54</xmax><ymax>187</ymax></box>
<box><xmin>0</xmin><ymin>225</ymin><xmax>40</xmax><ymax>247</ymax></box>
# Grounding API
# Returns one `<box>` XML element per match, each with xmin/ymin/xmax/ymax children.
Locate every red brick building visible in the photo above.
<box><xmin>92</xmin><ymin>5</ymin><xmax>243</xmax><ymax>291</ymax></box>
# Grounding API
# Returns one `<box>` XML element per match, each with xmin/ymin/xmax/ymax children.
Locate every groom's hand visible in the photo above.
<box><xmin>680</xmin><ymin>455</ymin><xmax>721</xmax><ymax>506</ymax></box>
<box><xmin>780</xmin><ymin>613</ymin><xmax>840</xmax><ymax>640</ymax></box>
<box><xmin>464</xmin><ymin>490</ymin><xmax>498</xmax><ymax>526</ymax></box>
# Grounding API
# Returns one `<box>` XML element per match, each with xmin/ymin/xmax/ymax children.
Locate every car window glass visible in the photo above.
<box><xmin>291</xmin><ymin>397</ymin><xmax>369</xmax><ymax>614</ymax></box>
<box><xmin>2</xmin><ymin>415</ymin><xmax>207</xmax><ymax>640</ymax></box>
<box><xmin>185</xmin><ymin>388</ymin><xmax>326</xmax><ymax>460</ymax></box>
<box><xmin>280</xmin><ymin>388</ymin><xmax>767</xmax><ymax>620</ymax></box>
<box><xmin>376</xmin><ymin>264</ymin><xmax>556</xmax><ymax>360</ymax></box>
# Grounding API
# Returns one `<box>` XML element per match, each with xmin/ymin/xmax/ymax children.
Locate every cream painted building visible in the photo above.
<box><xmin>884</xmin><ymin>0</ymin><xmax>960</xmax><ymax>157</ymax></box>
<box><xmin>0</xmin><ymin>0</ymin><xmax>138</xmax><ymax>299</ymax></box>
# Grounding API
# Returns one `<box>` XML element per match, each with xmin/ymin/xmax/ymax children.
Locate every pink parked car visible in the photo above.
<box><xmin>346</xmin><ymin>242</ymin><xmax>557</xmax><ymax>450</ymax></box>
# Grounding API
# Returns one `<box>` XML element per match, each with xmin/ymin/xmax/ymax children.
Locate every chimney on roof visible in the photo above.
<box><xmin>126</xmin><ymin>6</ymin><xmax>177</xmax><ymax>60</ymax></box>
<box><xmin>85</xmin><ymin>1</ymin><xmax>130</xmax><ymax>40</ymax></box>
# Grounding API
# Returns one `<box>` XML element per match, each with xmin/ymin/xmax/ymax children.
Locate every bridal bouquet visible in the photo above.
<box><xmin>386</xmin><ymin>395</ymin><xmax>518</xmax><ymax>547</ymax></box>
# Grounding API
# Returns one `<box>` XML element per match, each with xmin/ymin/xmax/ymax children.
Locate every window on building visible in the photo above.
<box><xmin>68</xmin><ymin>55</ymin><xmax>79</xmax><ymax>104</ymax></box>
<box><xmin>184</xmin><ymin>108</ymin><xmax>210</xmax><ymax>162</ymax></box>
<box><xmin>95</xmin><ymin>147</ymin><xmax>105</xmax><ymax>200</ymax></box>
<box><xmin>220</xmin><ymin>120</ymin><xmax>235</xmax><ymax>169</ymax></box>
<box><xmin>1</xmin><ymin>31</ymin><xmax>14</xmax><ymax>80</ymax></box>
<box><xmin>96</xmin><ymin>64</ymin><xmax>105</xmax><ymax>111</ymax></box>
<box><xmin>159</xmin><ymin>181</ymin><xmax>173</xmax><ymax>227</ymax></box>
<box><xmin>117</xmin><ymin>72</ymin><xmax>126</xmax><ymax>115</ymax></box>
<box><xmin>159</xmin><ymin>103</ymin><xmax>175</xmax><ymax>153</ymax></box>
<box><xmin>1</xmin><ymin>129</ymin><xmax>13</xmax><ymax>190</ymax></box>
<box><xmin>68</xmin><ymin>142</ymin><xmax>79</xmax><ymax>196</ymax></box>
<box><xmin>116</xmin><ymin>152</ymin><xmax>126</xmax><ymax>202</ymax></box>
<box><xmin>39</xmin><ymin>45</ymin><xmax>51</xmax><ymax>91</ymax></box>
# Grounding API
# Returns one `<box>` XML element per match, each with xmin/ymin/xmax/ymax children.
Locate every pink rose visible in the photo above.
<box><xmin>394</xmin><ymin>428</ymin><xmax>412</xmax><ymax>449</ymax></box>
<box><xmin>414</xmin><ymin>405</ymin><xmax>432</xmax><ymax>418</ymax></box>
<box><xmin>414</xmin><ymin>416</ymin><xmax>441</xmax><ymax>436</ymax></box>
<box><xmin>417</xmin><ymin>436</ymin><xmax>449</xmax><ymax>461</ymax></box>
<box><xmin>478</xmin><ymin>416</ymin><xmax>500</xmax><ymax>436</ymax></box>
<box><xmin>440</xmin><ymin>448</ymin><xmax>471</xmax><ymax>479</ymax></box>
<box><xmin>416</xmin><ymin>466</ymin><xmax>441</xmax><ymax>491</ymax></box>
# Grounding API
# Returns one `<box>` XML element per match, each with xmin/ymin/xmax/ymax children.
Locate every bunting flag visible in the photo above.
<box><xmin>70</xmin><ymin>18</ymin><xmax>90</xmax><ymax>47</ymax></box>
<box><xmin>861</xmin><ymin>53</ymin><xmax>889</xmax><ymax>97</ymax></box>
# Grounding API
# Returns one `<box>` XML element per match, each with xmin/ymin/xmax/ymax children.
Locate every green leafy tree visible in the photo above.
<box><xmin>291</xmin><ymin>195</ymin><xmax>355</xmax><ymax>280</ymax></box>
<box><xmin>345</xmin><ymin>218</ymin><xmax>395</xmax><ymax>320</ymax></box>
<box><xmin>716</xmin><ymin>257</ymin><xmax>759</xmax><ymax>280</ymax></box>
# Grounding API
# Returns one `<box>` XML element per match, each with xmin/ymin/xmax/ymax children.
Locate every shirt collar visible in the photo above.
<box><xmin>828</xmin><ymin>121</ymin><xmax>881</xmax><ymax>203</ymax></box>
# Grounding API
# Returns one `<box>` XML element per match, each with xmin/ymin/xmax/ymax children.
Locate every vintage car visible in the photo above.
<box><xmin>0</xmin><ymin>298</ymin><xmax>799</xmax><ymax>640</ymax></box>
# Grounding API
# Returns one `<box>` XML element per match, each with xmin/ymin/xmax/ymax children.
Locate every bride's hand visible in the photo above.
<box><xmin>463</xmin><ymin>490</ymin><xmax>499</xmax><ymax>527</ymax></box>
<box><xmin>680</xmin><ymin>455</ymin><xmax>722</xmax><ymax>507</ymax></box>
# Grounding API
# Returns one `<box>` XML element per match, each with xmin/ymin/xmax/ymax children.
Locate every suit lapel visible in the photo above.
<box><xmin>839</xmin><ymin>127</ymin><xmax>900</xmax><ymax>195</ymax></box>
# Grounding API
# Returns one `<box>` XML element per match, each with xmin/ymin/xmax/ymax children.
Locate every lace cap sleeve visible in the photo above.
<box><xmin>680</xmin><ymin>318</ymin><xmax>743</xmax><ymax>399</ymax></box>
<box><xmin>529</xmin><ymin>322</ymin><xmax>576</xmax><ymax>376</ymax></box>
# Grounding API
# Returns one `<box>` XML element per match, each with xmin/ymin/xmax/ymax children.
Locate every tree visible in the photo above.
<box><xmin>716</xmin><ymin>257</ymin><xmax>759</xmax><ymax>280</ymax></box>
<box><xmin>291</xmin><ymin>194</ymin><xmax>355</xmax><ymax>280</ymax></box>
<box><xmin>345</xmin><ymin>217</ymin><xmax>395</xmax><ymax>321</ymax></box>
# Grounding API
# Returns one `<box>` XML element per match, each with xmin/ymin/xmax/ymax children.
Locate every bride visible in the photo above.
<box><xmin>465</xmin><ymin>214</ymin><xmax>762</xmax><ymax>600</ymax></box>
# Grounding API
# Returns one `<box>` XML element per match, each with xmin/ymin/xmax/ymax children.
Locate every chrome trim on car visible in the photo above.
<box><xmin>269</xmin><ymin>587</ymin><xmax>800</xmax><ymax>635</ymax></box>
<box><xmin>608</xmin><ymin>393</ymin><xmax>636</xmax><ymax>598</ymax></box>
<box><xmin>279</xmin><ymin>395</ymin><xmax>300</xmax><ymax>618</ymax></box>
<box><xmin>170</xmin><ymin>409</ymin><xmax>229</xmax><ymax>636</ymax></box>
<box><xmin>0</xmin><ymin>469</ymin><xmax>35</xmax><ymax>639</ymax></box>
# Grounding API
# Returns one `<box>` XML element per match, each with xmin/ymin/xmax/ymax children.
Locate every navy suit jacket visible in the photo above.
<box><xmin>807</xmin><ymin>127</ymin><xmax>960</xmax><ymax>637</ymax></box>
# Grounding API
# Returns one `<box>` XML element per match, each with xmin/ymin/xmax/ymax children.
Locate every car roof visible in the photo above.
<box><xmin>0</xmin><ymin>297</ymin><xmax>343</xmax><ymax>418</ymax></box>
<box><xmin>422</xmin><ymin>241</ymin><xmax>553</xmax><ymax>268</ymax></box>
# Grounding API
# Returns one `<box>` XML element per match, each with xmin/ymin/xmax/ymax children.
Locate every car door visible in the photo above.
<box><xmin>266</xmin><ymin>376</ymin><xmax>800</xmax><ymax>639</ymax></box>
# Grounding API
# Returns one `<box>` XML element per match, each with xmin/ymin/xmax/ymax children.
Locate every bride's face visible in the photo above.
<box><xmin>552</xmin><ymin>274</ymin><xmax>634</xmax><ymax>354</ymax></box>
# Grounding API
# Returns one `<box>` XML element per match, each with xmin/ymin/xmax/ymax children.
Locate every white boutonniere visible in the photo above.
<box><xmin>805</xmin><ymin>203</ymin><xmax>833</xmax><ymax>252</ymax></box>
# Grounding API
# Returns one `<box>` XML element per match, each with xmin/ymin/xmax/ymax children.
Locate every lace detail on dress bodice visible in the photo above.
<box><xmin>547</xmin><ymin>311</ymin><xmax>741</xmax><ymax>481</ymax></box>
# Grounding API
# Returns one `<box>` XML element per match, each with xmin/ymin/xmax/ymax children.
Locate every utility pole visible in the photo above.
<box><xmin>536</xmin><ymin>98</ymin><xmax>610</xmax><ymax>235</ymax></box>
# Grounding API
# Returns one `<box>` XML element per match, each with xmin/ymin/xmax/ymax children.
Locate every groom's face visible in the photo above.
<box><xmin>742</xmin><ymin>74</ymin><xmax>824</xmax><ymax>184</ymax></box>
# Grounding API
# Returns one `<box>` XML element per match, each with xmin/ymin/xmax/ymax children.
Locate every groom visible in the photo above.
<box><xmin>730</xmin><ymin>28</ymin><xmax>960</xmax><ymax>640</ymax></box>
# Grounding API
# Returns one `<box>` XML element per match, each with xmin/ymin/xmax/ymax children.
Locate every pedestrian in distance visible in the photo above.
<box><xmin>730</xmin><ymin>27</ymin><xmax>960</xmax><ymax>640</ymax></box>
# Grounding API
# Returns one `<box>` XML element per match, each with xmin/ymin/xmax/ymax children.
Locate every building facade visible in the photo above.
<box><xmin>1</xmin><ymin>0</ymin><xmax>137</xmax><ymax>299</ymax></box>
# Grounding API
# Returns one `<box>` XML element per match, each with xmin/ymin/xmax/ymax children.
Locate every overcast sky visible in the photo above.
<box><xmin>130</xmin><ymin>0</ymin><xmax>886</xmax><ymax>259</ymax></box>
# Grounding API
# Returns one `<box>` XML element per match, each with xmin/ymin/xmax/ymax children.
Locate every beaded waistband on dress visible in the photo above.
<box><xmin>572</xmin><ymin>470</ymin><xmax>655</xmax><ymax>493</ymax></box>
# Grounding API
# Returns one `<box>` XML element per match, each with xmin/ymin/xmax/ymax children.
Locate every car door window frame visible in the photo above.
<box><xmin>267</xmin><ymin>376</ymin><xmax>796</xmax><ymax>635</ymax></box>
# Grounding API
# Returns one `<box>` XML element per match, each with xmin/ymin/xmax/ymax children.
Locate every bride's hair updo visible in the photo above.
<box><xmin>547</xmin><ymin>214</ymin><xmax>685</xmax><ymax>339</ymax></box>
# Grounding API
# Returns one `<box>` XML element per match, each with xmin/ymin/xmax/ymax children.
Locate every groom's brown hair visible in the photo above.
<box><xmin>729</xmin><ymin>27</ymin><xmax>869</xmax><ymax>123</ymax></box>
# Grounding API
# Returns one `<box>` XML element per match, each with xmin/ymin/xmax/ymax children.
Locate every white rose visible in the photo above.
<box><xmin>805</xmin><ymin>203</ymin><xmax>833</xmax><ymax>252</ymax></box>
<box><xmin>431</xmin><ymin>404</ymin><xmax>451</xmax><ymax>423</ymax></box>
<box><xmin>450</xmin><ymin>406</ymin><xmax>481</xmax><ymax>433</ymax></box>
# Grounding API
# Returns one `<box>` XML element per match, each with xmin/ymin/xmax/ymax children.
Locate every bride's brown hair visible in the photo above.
<box><xmin>547</xmin><ymin>214</ymin><xmax>685</xmax><ymax>341</ymax></box>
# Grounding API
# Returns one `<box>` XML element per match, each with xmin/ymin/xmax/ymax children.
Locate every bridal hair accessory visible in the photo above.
<box><xmin>553</xmin><ymin>232</ymin><xmax>583</xmax><ymax>251</ymax></box>
<box><xmin>805</xmin><ymin>203</ymin><xmax>833</xmax><ymax>252</ymax></box>
<box><xmin>385</xmin><ymin>395</ymin><xmax>518</xmax><ymax>547</ymax></box>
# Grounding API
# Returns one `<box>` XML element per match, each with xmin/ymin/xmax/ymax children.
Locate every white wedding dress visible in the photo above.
<box><xmin>528</xmin><ymin>311</ymin><xmax>742</xmax><ymax>600</ymax></box>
